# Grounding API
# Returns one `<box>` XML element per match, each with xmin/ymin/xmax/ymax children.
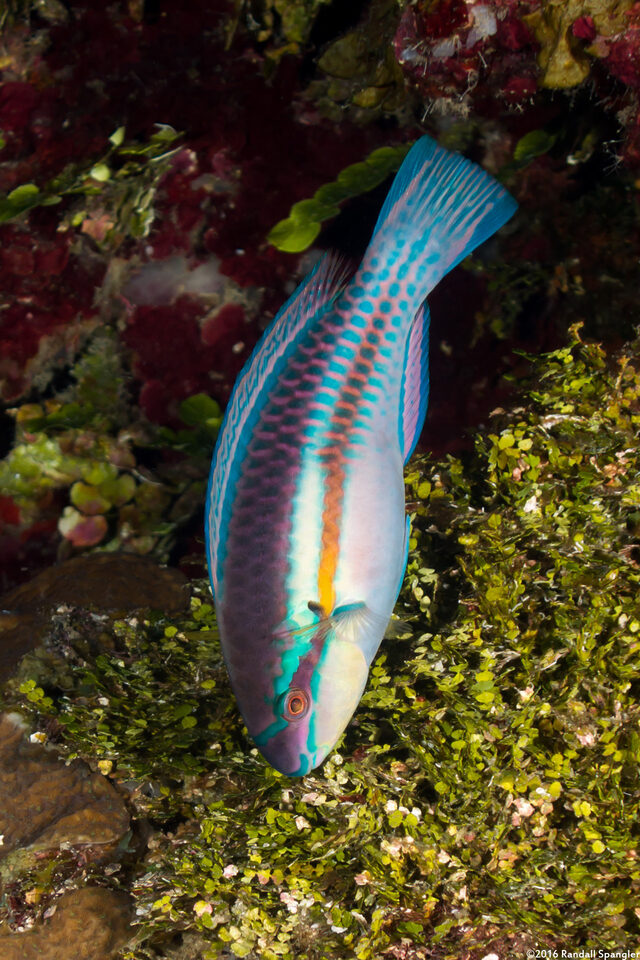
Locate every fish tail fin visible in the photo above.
<box><xmin>360</xmin><ymin>135</ymin><xmax>517</xmax><ymax>301</ymax></box>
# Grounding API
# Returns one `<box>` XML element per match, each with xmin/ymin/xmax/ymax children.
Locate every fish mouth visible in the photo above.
<box><xmin>247</xmin><ymin>602</ymin><xmax>387</xmax><ymax>776</ymax></box>
<box><xmin>255</xmin><ymin>733</ymin><xmax>348</xmax><ymax>777</ymax></box>
<box><xmin>255</xmin><ymin>732</ymin><xmax>316</xmax><ymax>777</ymax></box>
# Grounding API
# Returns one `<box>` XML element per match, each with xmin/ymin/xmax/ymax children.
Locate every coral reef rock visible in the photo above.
<box><xmin>0</xmin><ymin>887</ymin><xmax>133</xmax><ymax>960</ymax></box>
<box><xmin>0</xmin><ymin>712</ymin><xmax>129</xmax><ymax>861</ymax></box>
<box><xmin>0</xmin><ymin>554</ymin><xmax>189</xmax><ymax>681</ymax></box>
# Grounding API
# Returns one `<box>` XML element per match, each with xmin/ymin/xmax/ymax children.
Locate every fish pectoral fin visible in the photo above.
<box><xmin>384</xmin><ymin>616</ymin><xmax>412</xmax><ymax>639</ymax></box>
<box><xmin>329</xmin><ymin>602</ymin><xmax>389</xmax><ymax>645</ymax></box>
<box><xmin>273</xmin><ymin>601</ymin><xmax>395</xmax><ymax>651</ymax></box>
<box><xmin>330</xmin><ymin>601</ymin><xmax>410</xmax><ymax>642</ymax></box>
<box><xmin>272</xmin><ymin>617</ymin><xmax>326</xmax><ymax>649</ymax></box>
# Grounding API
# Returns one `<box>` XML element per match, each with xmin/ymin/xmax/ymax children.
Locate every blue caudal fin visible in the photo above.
<box><xmin>363</xmin><ymin>135</ymin><xmax>517</xmax><ymax>305</ymax></box>
<box><xmin>399</xmin><ymin>302</ymin><xmax>430</xmax><ymax>463</ymax></box>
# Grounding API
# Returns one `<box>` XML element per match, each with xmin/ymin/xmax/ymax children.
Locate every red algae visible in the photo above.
<box><xmin>393</xmin><ymin>0</ymin><xmax>540</xmax><ymax>111</ymax></box>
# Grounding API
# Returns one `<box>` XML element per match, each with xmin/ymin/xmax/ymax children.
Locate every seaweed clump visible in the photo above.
<box><xmin>1</xmin><ymin>325</ymin><xmax>638</xmax><ymax>958</ymax></box>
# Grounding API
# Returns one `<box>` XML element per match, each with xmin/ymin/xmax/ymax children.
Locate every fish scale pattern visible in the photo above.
<box><xmin>206</xmin><ymin>254</ymin><xmax>351</xmax><ymax>590</ymax></box>
<box><xmin>217</xmin><ymin>287</ymin><xmax>412</xmax><ymax>757</ymax></box>
<box><xmin>230</xmin><ymin>286</ymin><xmax>407</xmax><ymax>623</ymax></box>
<box><xmin>221</xmin><ymin>292</ymin><xmax>407</xmax><ymax>593</ymax></box>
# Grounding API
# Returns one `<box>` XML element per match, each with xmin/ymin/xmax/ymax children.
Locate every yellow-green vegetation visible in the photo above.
<box><xmin>524</xmin><ymin>0</ymin><xmax>634</xmax><ymax>89</ymax></box>
<box><xmin>310</xmin><ymin>0</ymin><xmax>407</xmax><ymax>119</ymax></box>
<box><xmin>267</xmin><ymin>143</ymin><xmax>411</xmax><ymax>253</ymax></box>
<box><xmin>234</xmin><ymin>0</ymin><xmax>333</xmax><ymax>54</ymax></box>
<box><xmin>3</xmin><ymin>325</ymin><xmax>639</xmax><ymax>957</ymax></box>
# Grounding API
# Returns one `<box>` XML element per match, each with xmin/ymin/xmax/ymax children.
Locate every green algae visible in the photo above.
<box><xmin>267</xmin><ymin>143</ymin><xmax>411</xmax><ymax>253</ymax></box>
<box><xmin>0</xmin><ymin>124</ymin><xmax>181</xmax><ymax>241</ymax></box>
<box><xmin>2</xmin><ymin>325</ymin><xmax>639</xmax><ymax>957</ymax></box>
<box><xmin>0</xmin><ymin>327</ymin><xmax>220</xmax><ymax>553</ymax></box>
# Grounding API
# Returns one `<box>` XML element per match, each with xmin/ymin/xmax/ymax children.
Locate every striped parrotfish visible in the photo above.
<box><xmin>205</xmin><ymin>135</ymin><xmax>517</xmax><ymax>776</ymax></box>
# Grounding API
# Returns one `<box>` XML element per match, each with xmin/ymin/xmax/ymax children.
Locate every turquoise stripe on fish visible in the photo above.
<box><xmin>205</xmin><ymin>134</ymin><xmax>517</xmax><ymax>776</ymax></box>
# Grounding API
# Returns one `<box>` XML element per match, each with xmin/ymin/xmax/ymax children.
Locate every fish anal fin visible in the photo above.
<box><xmin>400</xmin><ymin>301</ymin><xmax>431</xmax><ymax>463</ymax></box>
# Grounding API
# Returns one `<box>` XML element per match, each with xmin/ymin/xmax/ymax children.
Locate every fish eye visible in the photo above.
<box><xmin>279</xmin><ymin>688</ymin><xmax>310</xmax><ymax>721</ymax></box>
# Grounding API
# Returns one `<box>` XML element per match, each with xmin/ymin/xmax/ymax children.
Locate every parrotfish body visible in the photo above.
<box><xmin>206</xmin><ymin>135</ymin><xmax>517</xmax><ymax>776</ymax></box>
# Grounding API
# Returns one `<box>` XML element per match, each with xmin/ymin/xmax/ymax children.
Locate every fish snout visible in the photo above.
<box><xmin>252</xmin><ymin>637</ymin><xmax>371</xmax><ymax>777</ymax></box>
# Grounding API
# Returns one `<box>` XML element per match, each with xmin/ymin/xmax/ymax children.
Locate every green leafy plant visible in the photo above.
<box><xmin>513</xmin><ymin>129</ymin><xmax>557</xmax><ymax>165</ymax></box>
<box><xmin>0</xmin><ymin>330</ymin><xmax>220</xmax><ymax>553</ymax></box>
<box><xmin>267</xmin><ymin>143</ymin><xmax>411</xmax><ymax>253</ymax></box>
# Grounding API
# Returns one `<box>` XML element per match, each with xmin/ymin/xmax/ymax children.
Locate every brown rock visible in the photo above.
<box><xmin>0</xmin><ymin>887</ymin><xmax>133</xmax><ymax>960</ymax></box>
<box><xmin>0</xmin><ymin>713</ymin><xmax>129</xmax><ymax>860</ymax></box>
<box><xmin>2</xmin><ymin>553</ymin><xmax>189</xmax><ymax>614</ymax></box>
<box><xmin>0</xmin><ymin>611</ymin><xmax>49</xmax><ymax>686</ymax></box>
<box><xmin>0</xmin><ymin>554</ymin><xmax>189</xmax><ymax>682</ymax></box>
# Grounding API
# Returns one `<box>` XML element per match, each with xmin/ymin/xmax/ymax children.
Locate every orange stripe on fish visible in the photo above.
<box><xmin>315</xmin><ymin>321</ymin><xmax>386</xmax><ymax>615</ymax></box>
<box><xmin>317</xmin><ymin>451</ymin><xmax>345</xmax><ymax>615</ymax></box>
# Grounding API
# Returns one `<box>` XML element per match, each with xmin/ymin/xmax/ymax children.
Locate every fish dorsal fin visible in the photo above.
<box><xmin>219</xmin><ymin>251</ymin><xmax>352</xmax><ymax>447</ymax></box>
<box><xmin>400</xmin><ymin>301</ymin><xmax>431</xmax><ymax>463</ymax></box>
<box><xmin>207</xmin><ymin>253</ymin><xmax>351</xmax><ymax>587</ymax></box>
